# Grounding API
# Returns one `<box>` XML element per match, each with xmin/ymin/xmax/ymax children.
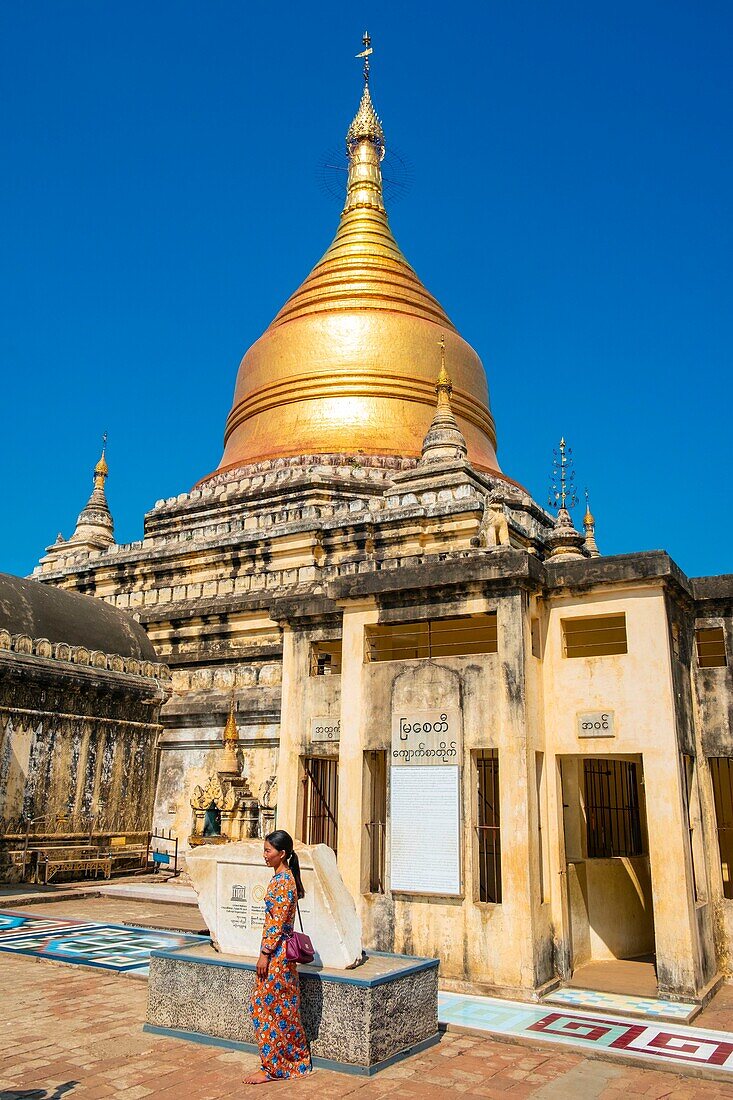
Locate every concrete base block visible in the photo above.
<box><xmin>146</xmin><ymin>943</ymin><xmax>439</xmax><ymax>1075</ymax></box>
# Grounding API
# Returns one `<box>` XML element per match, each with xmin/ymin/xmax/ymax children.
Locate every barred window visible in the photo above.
<box><xmin>366</xmin><ymin>613</ymin><xmax>498</xmax><ymax>663</ymax></box>
<box><xmin>584</xmin><ymin>759</ymin><xmax>643</xmax><ymax>858</ymax></box>
<box><xmin>563</xmin><ymin>614</ymin><xmax>627</xmax><ymax>658</ymax></box>
<box><xmin>475</xmin><ymin>750</ymin><xmax>502</xmax><ymax>903</ymax></box>
<box><xmin>696</xmin><ymin>627</ymin><xmax>727</xmax><ymax>669</ymax></box>
<box><xmin>301</xmin><ymin>757</ymin><xmax>338</xmax><ymax>852</ymax></box>
<box><xmin>364</xmin><ymin>751</ymin><xmax>386</xmax><ymax>894</ymax></box>
<box><xmin>710</xmin><ymin>758</ymin><xmax>733</xmax><ymax>899</ymax></box>
<box><xmin>310</xmin><ymin>641</ymin><xmax>342</xmax><ymax>676</ymax></box>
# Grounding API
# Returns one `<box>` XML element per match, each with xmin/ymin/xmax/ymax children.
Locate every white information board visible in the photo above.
<box><xmin>390</xmin><ymin>764</ymin><xmax>461</xmax><ymax>896</ymax></box>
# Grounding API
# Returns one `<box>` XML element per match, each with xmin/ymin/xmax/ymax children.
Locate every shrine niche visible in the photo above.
<box><xmin>189</xmin><ymin>703</ymin><xmax>260</xmax><ymax>846</ymax></box>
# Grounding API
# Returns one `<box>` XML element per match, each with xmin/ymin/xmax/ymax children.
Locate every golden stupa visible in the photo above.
<box><xmin>209</xmin><ymin>40</ymin><xmax>501</xmax><ymax>480</ymax></box>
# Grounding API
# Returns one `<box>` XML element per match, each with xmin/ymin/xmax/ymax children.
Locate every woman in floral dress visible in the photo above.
<box><xmin>245</xmin><ymin>829</ymin><xmax>312</xmax><ymax>1084</ymax></box>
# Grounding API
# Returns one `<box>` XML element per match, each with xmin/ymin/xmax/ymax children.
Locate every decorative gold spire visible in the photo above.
<box><xmin>346</xmin><ymin>33</ymin><xmax>384</xmax><ymax>160</ymax></box>
<box><xmin>436</xmin><ymin>334</ymin><xmax>452</xmax><ymax>392</ymax></box>
<box><xmin>221</xmin><ymin>695</ymin><xmax>241</xmax><ymax>774</ymax></box>
<box><xmin>94</xmin><ymin>433</ymin><xmax>109</xmax><ymax>488</ymax></box>
<box><xmin>420</xmin><ymin>335</ymin><xmax>468</xmax><ymax>463</ymax></box>
<box><xmin>583</xmin><ymin>488</ymin><xmax>600</xmax><ymax>557</ymax></box>
<box><xmin>209</xmin><ymin>36</ymin><xmax>502</xmax><ymax>480</ymax></box>
<box><xmin>223</xmin><ymin>696</ymin><xmax>239</xmax><ymax>746</ymax></box>
<box><xmin>68</xmin><ymin>436</ymin><xmax>115</xmax><ymax>549</ymax></box>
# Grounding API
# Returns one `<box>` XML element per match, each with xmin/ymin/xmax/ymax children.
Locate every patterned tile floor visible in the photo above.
<box><xmin>5</xmin><ymin>905</ymin><xmax>733</xmax><ymax>1081</ymax></box>
<box><xmin>543</xmin><ymin>984</ymin><xmax>699</xmax><ymax>1022</ymax></box>
<box><xmin>439</xmin><ymin>990</ymin><xmax>733</xmax><ymax>1076</ymax></box>
<box><xmin>0</xmin><ymin>908</ymin><xmax>207</xmax><ymax>976</ymax></box>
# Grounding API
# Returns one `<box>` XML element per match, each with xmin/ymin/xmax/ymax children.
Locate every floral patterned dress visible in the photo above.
<box><xmin>249</xmin><ymin>868</ymin><xmax>311</xmax><ymax>1079</ymax></box>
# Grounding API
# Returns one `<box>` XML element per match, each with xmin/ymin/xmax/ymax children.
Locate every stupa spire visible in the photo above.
<box><xmin>546</xmin><ymin>438</ymin><xmax>585</xmax><ymax>560</ymax></box>
<box><xmin>583</xmin><ymin>489</ymin><xmax>600</xmax><ymax>557</ymax></box>
<box><xmin>344</xmin><ymin>31</ymin><xmax>386</xmax><ymax>216</ymax></box>
<box><xmin>420</xmin><ymin>335</ymin><xmax>468</xmax><ymax>463</ymax></box>
<box><xmin>221</xmin><ymin>694</ymin><xmax>241</xmax><ymax>774</ymax></box>
<box><xmin>209</xmin><ymin>36</ymin><xmax>503</xmax><ymax>479</ymax></box>
<box><xmin>69</xmin><ymin>434</ymin><xmax>115</xmax><ymax>549</ymax></box>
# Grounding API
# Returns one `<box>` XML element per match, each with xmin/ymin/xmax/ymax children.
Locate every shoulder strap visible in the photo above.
<box><xmin>296</xmin><ymin>901</ymin><xmax>304</xmax><ymax>933</ymax></box>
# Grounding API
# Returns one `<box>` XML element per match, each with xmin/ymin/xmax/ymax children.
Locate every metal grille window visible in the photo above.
<box><xmin>366</xmin><ymin>614</ymin><xmax>498</xmax><ymax>663</ymax></box>
<box><xmin>710</xmin><ymin>758</ymin><xmax>733</xmax><ymax>899</ymax></box>
<box><xmin>584</xmin><ymin>759</ymin><xmax>643</xmax><ymax>858</ymax></box>
<box><xmin>562</xmin><ymin>614</ymin><xmax>628</xmax><ymax>658</ymax></box>
<box><xmin>696</xmin><ymin>627</ymin><xmax>727</xmax><ymax>669</ymax></box>
<box><xmin>364</xmin><ymin>750</ymin><xmax>386</xmax><ymax>893</ymax></box>
<box><xmin>475</xmin><ymin>749</ymin><xmax>502</xmax><ymax>903</ymax></box>
<box><xmin>301</xmin><ymin>757</ymin><xmax>338</xmax><ymax>852</ymax></box>
<box><xmin>310</xmin><ymin>642</ymin><xmax>342</xmax><ymax>676</ymax></box>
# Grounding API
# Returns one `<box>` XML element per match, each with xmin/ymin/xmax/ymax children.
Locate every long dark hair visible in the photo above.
<box><xmin>266</xmin><ymin>829</ymin><xmax>305</xmax><ymax>899</ymax></box>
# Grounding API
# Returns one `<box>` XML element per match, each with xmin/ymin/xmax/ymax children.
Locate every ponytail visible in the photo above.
<box><xmin>266</xmin><ymin>829</ymin><xmax>305</xmax><ymax>899</ymax></box>
<box><xmin>288</xmin><ymin>849</ymin><xmax>305</xmax><ymax>900</ymax></box>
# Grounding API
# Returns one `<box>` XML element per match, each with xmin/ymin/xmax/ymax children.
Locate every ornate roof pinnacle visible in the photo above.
<box><xmin>436</xmin><ymin>334</ymin><xmax>452</xmax><ymax>394</ymax></box>
<box><xmin>94</xmin><ymin>432</ymin><xmax>109</xmax><ymax>488</ymax></box>
<box><xmin>583</xmin><ymin>488</ymin><xmax>600</xmax><ymax>557</ymax></box>
<box><xmin>223</xmin><ymin>696</ymin><xmax>239</xmax><ymax>746</ymax></box>
<box><xmin>68</xmin><ymin>435</ymin><xmax>115</xmax><ymax>549</ymax></box>
<box><xmin>346</xmin><ymin>31</ymin><xmax>385</xmax><ymax>158</ymax></box>
<box><xmin>419</xmin><ymin>337</ymin><xmax>468</xmax><ymax>463</ymax></box>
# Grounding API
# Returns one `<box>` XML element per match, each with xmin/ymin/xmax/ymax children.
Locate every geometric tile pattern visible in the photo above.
<box><xmin>0</xmin><ymin>908</ymin><xmax>207</xmax><ymax>976</ymax></box>
<box><xmin>544</xmin><ymin>985</ymin><xmax>698</xmax><ymax>1022</ymax></box>
<box><xmin>438</xmin><ymin>991</ymin><xmax>733</xmax><ymax>1075</ymax></box>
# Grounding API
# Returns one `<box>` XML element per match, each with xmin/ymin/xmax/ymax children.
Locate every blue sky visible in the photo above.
<box><xmin>1</xmin><ymin>1</ymin><xmax>731</xmax><ymax>579</ymax></box>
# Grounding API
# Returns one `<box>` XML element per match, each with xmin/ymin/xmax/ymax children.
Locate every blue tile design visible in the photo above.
<box><xmin>545</xmin><ymin>985</ymin><xmax>697</xmax><ymax>1022</ymax></box>
<box><xmin>0</xmin><ymin>908</ymin><xmax>207</xmax><ymax>974</ymax></box>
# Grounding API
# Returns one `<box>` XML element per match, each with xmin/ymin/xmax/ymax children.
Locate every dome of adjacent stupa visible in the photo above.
<box><xmin>206</xmin><ymin>58</ymin><xmax>501</xmax><ymax>481</ymax></box>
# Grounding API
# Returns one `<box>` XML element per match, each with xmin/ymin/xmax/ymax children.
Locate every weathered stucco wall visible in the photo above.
<box><xmin>0</xmin><ymin>636</ymin><xmax>168</xmax><ymax>879</ymax></box>
<box><xmin>541</xmin><ymin>585</ymin><xmax>715</xmax><ymax>996</ymax></box>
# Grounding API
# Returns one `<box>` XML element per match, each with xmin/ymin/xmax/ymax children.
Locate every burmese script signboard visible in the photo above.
<box><xmin>390</xmin><ymin>710</ymin><xmax>460</xmax><ymax>766</ymax></box>
<box><xmin>216</xmin><ymin>860</ymin><xmax>314</xmax><ymax>957</ymax></box>
<box><xmin>310</xmin><ymin>716</ymin><xmax>341</xmax><ymax>743</ymax></box>
<box><xmin>390</xmin><ymin>709</ymin><xmax>462</xmax><ymax>896</ymax></box>
<box><xmin>577</xmin><ymin>711</ymin><xmax>615</xmax><ymax>738</ymax></box>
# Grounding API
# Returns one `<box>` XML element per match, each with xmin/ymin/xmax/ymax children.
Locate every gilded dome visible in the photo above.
<box><xmin>207</xmin><ymin>74</ymin><xmax>501</xmax><ymax>480</ymax></box>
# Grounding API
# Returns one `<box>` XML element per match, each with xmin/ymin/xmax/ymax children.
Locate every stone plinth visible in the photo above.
<box><xmin>186</xmin><ymin>840</ymin><xmax>362</xmax><ymax>969</ymax></box>
<box><xmin>145</xmin><ymin>942</ymin><xmax>439</xmax><ymax>1075</ymax></box>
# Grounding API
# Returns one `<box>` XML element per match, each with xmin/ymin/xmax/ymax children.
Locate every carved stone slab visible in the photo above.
<box><xmin>187</xmin><ymin>839</ymin><xmax>363</xmax><ymax>969</ymax></box>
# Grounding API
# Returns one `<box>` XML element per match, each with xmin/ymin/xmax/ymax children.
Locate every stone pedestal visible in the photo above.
<box><xmin>145</xmin><ymin>943</ymin><xmax>439</xmax><ymax>1075</ymax></box>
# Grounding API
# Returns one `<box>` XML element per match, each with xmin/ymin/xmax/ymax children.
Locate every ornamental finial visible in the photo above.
<box><xmin>356</xmin><ymin>30</ymin><xmax>373</xmax><ymax>85</ymax></box>
<box><xmin>583</xmin><ymin>488</ymin><xmax>600</xmax><ymax>557</ymax></box>
<box><xmin>548</xmin><ymin>437</ymin><xmax>578</xmax><ymax>516</ymax></box>
<box><xmin>346</xmin><ymin>32</ymin><xmax>384</xmax><ymax>158</ymax></box>
<box><xmin>94</xmin><ymin>432</ymin><xmax>109</xmax><ymax>488</ymax></box>
<box><xmin>223</xmin><ymin>694</ymin><xmax>239</xmax><ymax>746</ymax></box>
<box><xmin>436</xmin><ymin>333</ymin><xmax>451</xmax><ymax>392</ymax></box>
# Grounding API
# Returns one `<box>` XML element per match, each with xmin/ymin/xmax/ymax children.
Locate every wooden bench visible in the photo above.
<box><xmin>39</xmin><ymin>853</ymin><xmax>112</xmax><ymax>884</ymax></box>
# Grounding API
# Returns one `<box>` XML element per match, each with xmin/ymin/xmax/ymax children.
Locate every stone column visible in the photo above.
<box><xmin>494</xmin><ymin>588</ymin><xmax>540</xmax><ymax>989</ymax></box>
<box><xmin>274</xmin><ymin>625</ymin><xmax>303</xmax><ymax>834</ymax></box>
<box><xmin>337</xmin><ymin>601</ymin><xmax>378</xmax><ymax>901</ymax></box>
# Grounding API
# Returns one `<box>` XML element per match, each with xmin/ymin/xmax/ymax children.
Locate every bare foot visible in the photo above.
<box><xmin>243</xmin><ymin>1070</ymin><xmax>272</xmax><ymax>1085</ymax></box>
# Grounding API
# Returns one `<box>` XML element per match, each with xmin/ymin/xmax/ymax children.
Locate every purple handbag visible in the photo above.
<box><xmin>285</xmin><ymin>903</ymin><xmax>315</xmax><ymax>964</ymax></box>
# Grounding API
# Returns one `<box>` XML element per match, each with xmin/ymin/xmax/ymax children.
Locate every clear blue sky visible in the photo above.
<box><xmin>1</xmin><ymin>2</ymin><xmax>731</xmax><ymax>579</ymax></box>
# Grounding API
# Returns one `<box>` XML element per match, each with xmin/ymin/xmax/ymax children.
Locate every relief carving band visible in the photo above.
<box><xmin>391</xmin><ymin>708</ymin><xmax>462</xmax><ymax>765</ymax></box>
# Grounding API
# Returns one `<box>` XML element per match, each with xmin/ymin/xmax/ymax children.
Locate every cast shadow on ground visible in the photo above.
<box><xmin>0</xmin><ymin>1081</ymin><xmax>78</xmax><ymax>1100</ymax></box>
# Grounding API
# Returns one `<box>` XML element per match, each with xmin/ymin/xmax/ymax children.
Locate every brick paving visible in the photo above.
<box><xmin>2</xmin><ymin>954</ymin><xmax>733</xmax><ymax>1099</ymax></box>
<box><xmin>2</xmin><ymin>896</ymin><xmax>207</xmax><ymax>934</ymax></box>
